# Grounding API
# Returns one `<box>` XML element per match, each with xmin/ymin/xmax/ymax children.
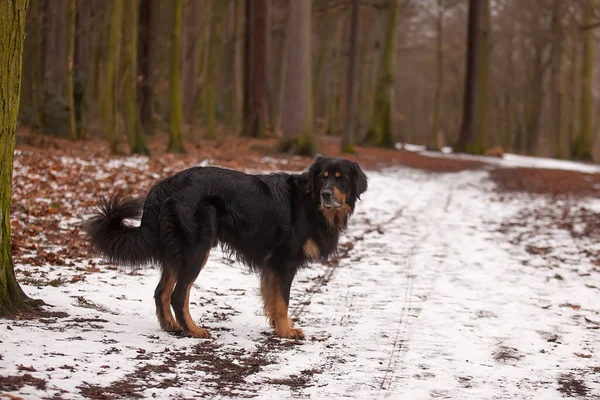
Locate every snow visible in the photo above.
<box><xmin>396</xmin><ymin>142</ymin><xmax>600</xmax><ymax>173</ymax></box>
<box><xmin>2</xmin><ymin>165</ymin><xmax>600</xmax><ymax>399</ymax></box>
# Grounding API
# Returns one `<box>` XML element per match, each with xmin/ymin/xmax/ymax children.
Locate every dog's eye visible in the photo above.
<box><xmin>335</xmin><ymin>172</ymin><xmax>342</xmax><ymax>179</ymax></box>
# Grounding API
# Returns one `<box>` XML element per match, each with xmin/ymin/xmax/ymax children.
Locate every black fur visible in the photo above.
<box><xmin>84</xmin><ymin>156</ymin><xmax>368</xmax><ymax>339</ymax></box>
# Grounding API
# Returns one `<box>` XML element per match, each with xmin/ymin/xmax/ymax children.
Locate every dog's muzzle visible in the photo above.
<box><xmin>321</xmin><ymin>189</ymin><xmax>341</xmax><ymax>209</ymax></box>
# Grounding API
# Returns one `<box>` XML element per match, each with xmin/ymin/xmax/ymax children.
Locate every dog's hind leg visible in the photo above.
<box><xmin>260</xmin><ymin>266</ymin><xmax>304</xmax><ymax>340</ymax></box>
<box><xmin>171</xmin><ymin>249</ymin><xmax>211</xmax><ymax>338</ymax></box>
<box><xmin>170</xmin><ymin>204</ymin><xmax>216</xmax><ymax>339</ymax></box>
<box><xmin>154</xmin><ymin>266</ymin><xmax>182</xmax><ymax>332</ymax></box>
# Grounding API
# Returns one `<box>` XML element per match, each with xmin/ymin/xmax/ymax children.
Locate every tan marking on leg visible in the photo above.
<box><xmin>260</xmin><ymin>270</ymin><xmax>304</xmax><ymax>340</ymax></box>
<box><xmin>303</xmin><ymin>239</ymin><xmax>320</xmax><ymax>260</ymax></box>
<box><xmin>181</xmin><ymin>254</ymin><xmax>211</xmax><ymax>339</ymax></box>
<box><xmin>157</xmin><ymin>269</ymin><xmax>182</xmax><ymax>331</ymax></box>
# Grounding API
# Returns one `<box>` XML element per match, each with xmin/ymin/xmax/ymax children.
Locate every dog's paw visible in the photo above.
<box><xmin>162</xmin><ymin>320</ymin><xmax>183</xmax><ymax>332</ymax></box>
<box><xmin>275</xmin><ymin>326</ymin><xmax>305</xmax><ymax>340</ymax></box>
<box><xmin>185</xmin><ymin>326</ymin><xmax>212</xmax><ymax>339</ymax></box>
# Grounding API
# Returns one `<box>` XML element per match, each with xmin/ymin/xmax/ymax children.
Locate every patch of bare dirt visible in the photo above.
<box><xmin>75</xmin><ymin>337</ymin><xmax>310</xmax><ymax>399</ymax></box>
<box><xmin>493</xmin><ymin>346</ymin><xmax>525</xmax><ymax>363</ymax></box>
<box><xmin>0</xmin><ymin>373</ymin><xmax>47</xmax><ymax>392</ymax></box>
<box><xmin>490</xmin><ymin>167</ymin><xmax>600</xmax><ymax>198</ymax></box>
<box><xmin>557</xmin><ymin>373</ymin><xmax>590</xmax><ymax>398</ymax></box>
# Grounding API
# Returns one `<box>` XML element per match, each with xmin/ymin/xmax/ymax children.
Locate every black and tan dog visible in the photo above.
<box><xmin>84</xmin><ymin>156</ymin><xmax>367</xmax><ymax>339</ymax></box>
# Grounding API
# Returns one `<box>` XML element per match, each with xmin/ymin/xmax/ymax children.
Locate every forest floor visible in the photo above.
<box><xmin>1</xmin><ymin>131</ymin><xmax>600</xmax><ymax>399</ymax></box>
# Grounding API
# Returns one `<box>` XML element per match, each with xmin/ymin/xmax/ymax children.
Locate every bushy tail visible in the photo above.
<box><xmin>84</xmin><ymin>193</ymin><xmax>157</xmax><ymax>268</ymax></box>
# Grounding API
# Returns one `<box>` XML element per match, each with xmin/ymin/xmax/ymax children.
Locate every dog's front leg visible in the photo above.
<box><xmin>260</xmin><ymin>266</ymin><xmax>304</xmax><ymax>340</ymax></box>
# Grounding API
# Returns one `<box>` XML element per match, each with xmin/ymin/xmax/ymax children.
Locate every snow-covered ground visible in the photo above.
<box><xmin>396</xmin><ymin>142</ymin><xmax>600</xmax><ymax>174</ymax></box>
<box><xmin>2</xmin><ymin>164</ymin><xmax>600</xmax><ymax>399</ymax></box>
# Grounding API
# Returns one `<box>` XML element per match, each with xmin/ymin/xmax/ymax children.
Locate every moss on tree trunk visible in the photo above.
<box><xmin>364</xmin><ymin>0</ymin><xmax>397</xmax><ymax>149</ymax></box>
<box><xmin>168</xmin><ymin>0</ymin><xmax>186</xmax><ymax>153</ymax></box>
<box><xmin>122</xmin><ymin>0</ymin><xmax>149</xmax><ymax>156</ymax></box>
<box><xmin>205</xmin><ymin>0</ymin><xmax>225</xmax><ymax>140</ymax></box>
<box><xmin>572</xmin><ymin>0</ymin><xmax>595</xmax><ymax>160</ymax></box>
<box><xmin>101</xmin><ymin>0</ymin><xmax>124</xmax><ymax>154</ymax></box>
<box><xmin>0</xmin><ymin>0</ymin><xmax>42</xmax><ymax>317</ymax></box>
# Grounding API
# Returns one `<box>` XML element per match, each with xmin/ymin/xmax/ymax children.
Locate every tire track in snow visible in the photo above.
<box><xmin>377</xmin><ymin>183</ymin><xmax>455</xmax><ymax>397</ymax></box>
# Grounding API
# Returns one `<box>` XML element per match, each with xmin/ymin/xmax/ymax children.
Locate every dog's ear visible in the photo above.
<box><xmin>305</xmin><ymin>156</ymin><xmax>324</xmax><ymax>193</ymax></box>
<box><xmin>352</xmin><ymin>162</ymin><xmax>368</xmax><ymax>199</ymax></box>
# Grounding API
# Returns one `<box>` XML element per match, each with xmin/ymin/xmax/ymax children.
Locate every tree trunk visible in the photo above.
<box><xmin>525</xmin><ymin>54</ymin><xmax>544</xmax><ymax>155</ymax></box>
<box><xmin>279</xmin><ymin>0</ymin><xmax>315</xmax><ymax>155</ymax></box>
<box><xmin>476</xmin><ymin>0</ymin><xmax>490</xmax><ymax>150</ymax></box>
<box><xmin>30</xmin><ymin>0</ymin><xmax>43</xmax><ymax>128</ymax></box>
<box><xmin>455</xmin><ymin>0</ymin><xmax>482</xmax><ymax>154</ymax></box>
<box><xmin>66</xmin><ymin>0</ymin><xmax>77</xmax><ymax>140</ymax></box>
<box><xmin>123</xmin><ymin>0</ymin><xmax>150</xmax><ymax>155</ymax></box>
<box><xmin>503</xmin><ymin>32</ymin><xmax>514</xmax><ymax>151</ymax></box>
<box><xmin>550</xmin><ymin>0</ymin><xmax>566</xmax><ymax>158</ymax></box>
<box><xmin>0</xmin><ymin>0</ymin><xmax>41</xmax><ymax>317</ymax></box>
<box><xmin>205</xmin><ymin>0</ymin><xmax>225</xmax><ymax>140</ymax></box>
<box><xmin>138</xmin><ymin>0</ymin><xmax>154</xmax><ymax>135</ymax></box>
<box><xmin>168</xmin><ymin>0</ymin><xmax>185</xmax><ymax>153</ymax></box>
<box><xmin>101</xmin><ymin>0</ymin><xmax>124</xmax><ymax>154</ymax></box>
<box><xmin>365</xmin><ymin>0</ymin><xmax>398</xmax><ymax>148</ymax></box>
<box><xmin>242</xmin><ymin>0</ymin><xmax>268</xmax><ymax>138</ymax></box>
<box><xmin>325</xmin><ymin>13</ymin><xmax>345</xmax><ymax>136</ymax></box>
<box><xmin>431</xmin><ymin>0</ymin><xmax>444</xmax><ymax>150</ymax></box>
<box><xmin>232</xmin><ymin>0</ymin><xmax>244</xmax><ymax>135</ymax></box>
<box><xmin>568</xmin><ymin>18</ymin><xmax>579</xmax><ymax>152</ymax></box>
<box><xmin>572</xmin><ymin>0</ymin><xmax>595</xmax><ymax>160</ymax></box>
<box><xmin>342</xmin><ymin>0</ymin><xmax>360</xmax><ymax>153</ymax></box>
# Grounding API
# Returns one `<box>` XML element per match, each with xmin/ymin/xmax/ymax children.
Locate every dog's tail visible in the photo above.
<box><xmin>84</xmin><ymin>193</ymin><xmax>157</xmax><ymax>268</ymax></box>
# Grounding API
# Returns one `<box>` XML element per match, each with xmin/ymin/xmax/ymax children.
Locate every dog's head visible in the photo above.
<box><xmin>306</xmin><ymin>156</ymin><xmax>368</xmax><ymax>211</ymax></box>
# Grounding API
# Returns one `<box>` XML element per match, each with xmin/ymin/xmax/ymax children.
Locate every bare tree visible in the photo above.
<box><xmin>455</xmin><ymin>0</ymin><xmax>482</xmax><ymax>153</ymax></box>
<box><xmin>168</xmin><ymin>0</ymin><xmax>186</xmax><ymax>153</ymax></box>
<box><xmin>280</xmin><ymin>0</ymin><xmax>316</xmax><ymax>155</ymax></box>
<box><xmin>242</xmin><ymin>0</ymin><xmax>269</xmax><ymax>138</ymax></box>
<box><xmin>1</xmin><ymin>0</ymin><xmax>43</xmax><ymax>316</ymax></box>
<box><xmin>342</xmin><ymin>0</ymin><xmax>360</xmax><ymax>153</ymax></box>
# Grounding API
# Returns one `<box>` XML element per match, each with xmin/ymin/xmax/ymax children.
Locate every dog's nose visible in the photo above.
<box><xmin>322</xmin><ymin>189</ymin><xmax>332</xmax><ymax>200</ymax></box>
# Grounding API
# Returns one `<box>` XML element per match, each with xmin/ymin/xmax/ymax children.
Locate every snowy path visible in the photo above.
<box><xmin>2</xmin><ymin>167</ymin><xmax>600</xmax><ymax>399</ymax></box>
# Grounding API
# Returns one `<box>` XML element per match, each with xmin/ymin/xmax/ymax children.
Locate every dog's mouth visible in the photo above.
<box><xmin>321</xmin><ymin>198</ymin><xmax>342</xmax><ymax>209</ymax></box>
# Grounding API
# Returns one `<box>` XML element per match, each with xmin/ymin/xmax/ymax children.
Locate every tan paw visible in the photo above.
<box><xmin>162</xmin><ymin>319</ymin><xmax>183</xmax><ymax>332</ymax></box>
<box><xmin>275</xmin><ymin>325</ymin><xmax>305</xmax><ymax>340</ymax></box>
<box><xmin>185</xmin><ymin>326</ymin><xmax>212</xmax><ymax>339</ymax></box>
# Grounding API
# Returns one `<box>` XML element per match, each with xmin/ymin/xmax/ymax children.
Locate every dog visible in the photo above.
<box><xmin>84</xmin><ymin>156</ymin><xmax>368</xmax><ymax>340</ymax></box>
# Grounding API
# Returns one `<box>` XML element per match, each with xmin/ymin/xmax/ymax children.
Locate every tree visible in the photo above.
<box><xmin>138</xmin><ymin>0</ymin><xmax>154</xmax><ymax>135</ymax></box>
<box><xmin>477</xmin><ymin>0</ymin><xmax>490</xmax><ymax>151</ymax></box>
<box><xmin>232</xmin><ymin>0</ymin><xmax>244</xmax><ymax>135</ymax></box>
<box><xmin>168</xmin><ymin>0</ymin><xmax>186</xmax><ymax>153</ymax></box>
<box><xmin>342</xmin><ymin>0</ymin><xmax>360</xmax><ymax>153</ymax></box>
<box><xmin>123</xmin><ymin>0</ymin><xmax>150</xmax><ymax>155</ymax></box>
<box><xmin>205</xmin><ymin>0</ymin><xmax>225</xmax><ymax>140</ymax></box>
<box><xmin>550</xmin><ymin>0</ymin><xmax>567</xmax><ymax>158</ymax></box>
<box><xmin>66</xmin><ymin>0</ymin><xmax>77</xmax><ymax>140</ymax></box>
<box><xmin>455</xmin><ymin>0</ymin><xmax>482</xmax><ymax>154</ymax></box>
<box><xmin>242</xmin><ymin>0</ymin><xmax>268</xmax><ymax>138</ymax></box>
<box><xmin>1</xmin><ymin>0</ymin><xmax>43</xmax><ymax>316</ymax></box>
<box><xmin>30</xmin><ymin>0</ymin><xmax>44</xmax><ymax>129</ymax></box>
<box><xmin>101</xmin><ymin>0</ymin><xmax>124</xmax><ymax>154</ymax></box>
<box><xmin>431</xmin><ymin>0</ymin><xmax>445</xmax><ymax>150</ymax></box>
<box><xmin>280</xmin><ymin>0</ymin><xmax>316</xmax><ymax>155</ymax></box>
<box><xmin>572</xmin><ymin>0</ymin><xmax>595</xmax><ymax>160</ymax></box>
<box><xmin>364</xmin><ymin>0</ymin><xmax>398</xmax><ymax>148</ymax></box>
